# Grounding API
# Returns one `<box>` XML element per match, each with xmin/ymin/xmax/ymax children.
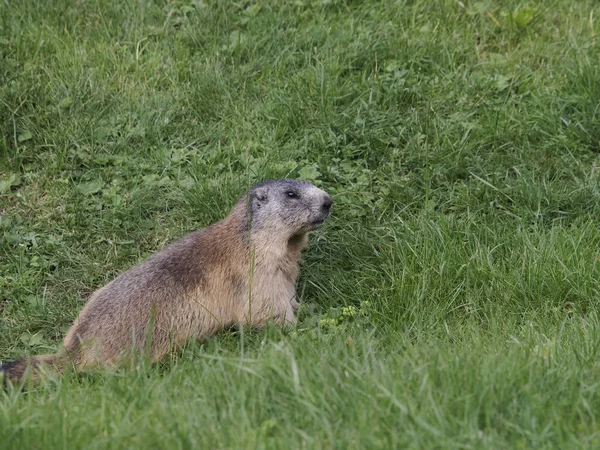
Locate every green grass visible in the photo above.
<box><xmin>2</xmin><ymin>0</ymin><xmax>600</xmax><ymax>447</ymax></box>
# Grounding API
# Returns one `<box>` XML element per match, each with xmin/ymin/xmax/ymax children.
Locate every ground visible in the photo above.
<box><xmin>1</xmin><ymin>0</ymin><xmax>600</xmax><ymax>448</ymax></box>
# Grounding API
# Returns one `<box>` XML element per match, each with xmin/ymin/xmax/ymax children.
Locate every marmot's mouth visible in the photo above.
<box><xmin>310</xmin><ymin>218</ymin><xmax>326</xmax><ymax>228</ymax></box>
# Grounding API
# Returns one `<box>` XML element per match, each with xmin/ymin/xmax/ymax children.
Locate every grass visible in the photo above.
<box><xmin>1</xmin><ymin>0</ymin><xmax>600</xmax><ymax>447</ymax></box>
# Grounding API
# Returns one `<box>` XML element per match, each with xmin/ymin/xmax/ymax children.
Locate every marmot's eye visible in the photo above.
<box><xmin>286</xmin><ymin>191</ymin><xmax>297</xmax><ymax>198</ymax></box>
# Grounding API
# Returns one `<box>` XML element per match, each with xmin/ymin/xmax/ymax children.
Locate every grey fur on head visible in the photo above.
<box><xmin>246</xmin><ymin>179</ymin><xmax>333</xmax><ymax>236</ymax></box>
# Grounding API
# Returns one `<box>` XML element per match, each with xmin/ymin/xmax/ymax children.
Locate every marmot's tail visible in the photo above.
<box><xmin>1</xmin><ymin>354</ymin><xmax>63</xmax><ymax>387</ymax></box>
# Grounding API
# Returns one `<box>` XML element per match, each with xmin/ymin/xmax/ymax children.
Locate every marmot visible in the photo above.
<box><xmin>1</xmin><ymin>179</ymin><xmax>333</xmax><ymax>384</ymax></box>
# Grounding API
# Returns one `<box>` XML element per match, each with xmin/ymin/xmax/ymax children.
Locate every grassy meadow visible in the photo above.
<box><xmin>2</xmin><ymin>0</ymin><xmax>600</xmax><ymax>447</ymax></box>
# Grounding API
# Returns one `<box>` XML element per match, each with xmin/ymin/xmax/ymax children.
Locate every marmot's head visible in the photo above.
<box><xmin>246</xmin><ymin>179</ymin><xmax>333</xmax><ymax>237</ymax></box>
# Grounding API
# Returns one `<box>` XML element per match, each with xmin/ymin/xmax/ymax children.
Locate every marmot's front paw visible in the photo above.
<box><xmin>290</xmin><ymin>297</ymin><xmax>301</xmax><ymax>312</ymax></box>
<box><xmin>276</xmin><ymin>307</ymin><xmax>297</xmax><ymax>329</ymax></box>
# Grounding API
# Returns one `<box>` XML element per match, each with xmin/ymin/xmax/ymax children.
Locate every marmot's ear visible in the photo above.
<box><xmin>251</xmin><ymin>187</ymin><xmax>268</xmax><ymax>207</ymax></box>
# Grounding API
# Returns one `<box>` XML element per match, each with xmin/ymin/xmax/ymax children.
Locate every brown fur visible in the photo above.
<box><xmin>1</xmin><ymin>180</ymin><xmax>332</xmax><ymax>385</ymax></box>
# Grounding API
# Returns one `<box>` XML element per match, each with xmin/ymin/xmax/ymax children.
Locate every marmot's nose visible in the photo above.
<box><xmin>322</xmin><ymin>195</ymin><xmax>333</xmax><ymax>212</ymax></box>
